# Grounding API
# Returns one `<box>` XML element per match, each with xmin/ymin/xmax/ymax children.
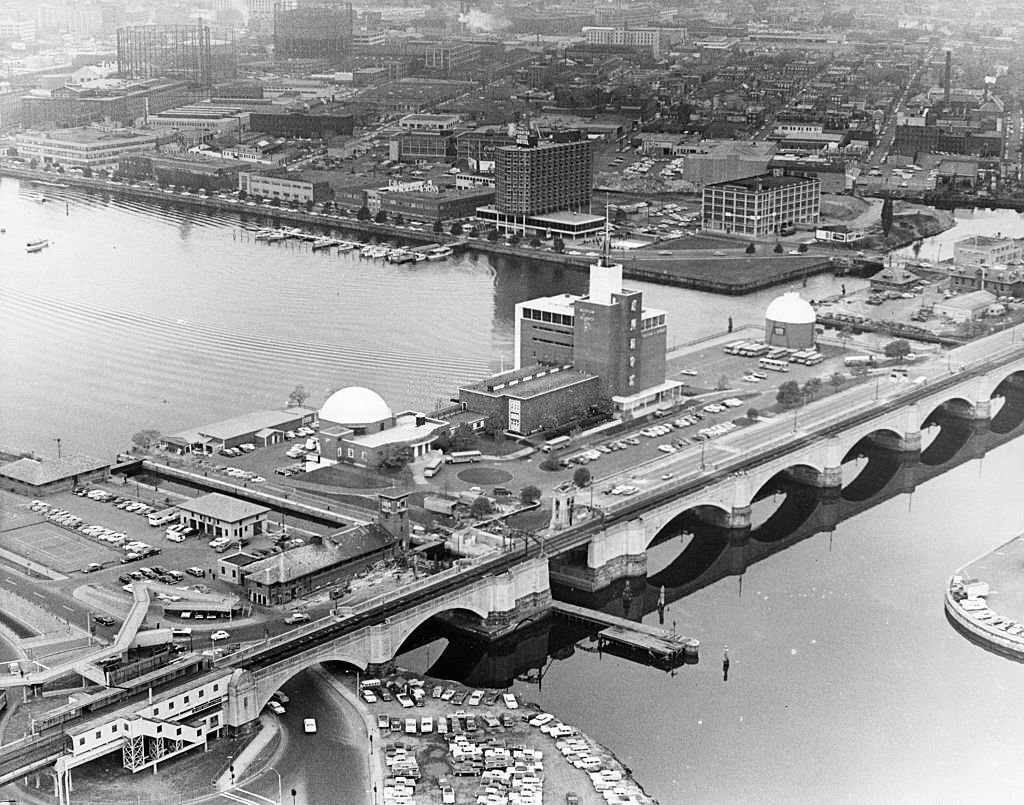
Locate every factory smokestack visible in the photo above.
<box><xmin>944</xmin><ymin>50</ymin><xmax>951</xmax><ymax>104</ymax></box>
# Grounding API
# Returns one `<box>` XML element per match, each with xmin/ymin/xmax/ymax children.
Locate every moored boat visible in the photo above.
<box><xmin>425</xmin><ymin>245</ymin><xmax>454</xmax><ymax>261</ymax></box>
<box><xmin>26</xmin><ymin>238</ymin><xmax>49</xmax><ymax>253</ymax></box>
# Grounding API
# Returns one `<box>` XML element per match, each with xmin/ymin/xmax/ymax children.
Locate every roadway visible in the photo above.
<box><xmin>580</xmin><ymin>324</ymin><xmax>1024</xmax><ymax>524</ymax></box>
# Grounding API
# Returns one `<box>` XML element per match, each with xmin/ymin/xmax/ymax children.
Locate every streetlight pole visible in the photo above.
<box><xmin>53</xmin><ymin>437</ymin><xmax>62</xmax><ymax>459</ymax></box>
<box><xmin>267</xmin><ymin>767</ymin><xmax>283</xmax><ymax>805</ymax></box>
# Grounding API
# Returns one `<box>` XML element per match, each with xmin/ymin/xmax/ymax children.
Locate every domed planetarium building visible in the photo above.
<box><xmin>316</xmin><ymin>386</ymin><xmax>448</xmax><ymax>468</ymax></box>
<box><xmin>764</xmin><ymin>291</ymin><xmax>816</xmax><ymax>349</ymax></box>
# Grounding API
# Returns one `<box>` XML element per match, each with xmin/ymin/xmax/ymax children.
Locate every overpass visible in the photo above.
<box><xmin>539</xmin><ymin>330</ymin><xmax>1024</xmax><ymax>590</ymax></box>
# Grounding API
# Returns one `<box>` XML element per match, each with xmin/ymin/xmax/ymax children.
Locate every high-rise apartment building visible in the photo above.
<box><xmin>495</xmin><ymin>133</ymin><xmax>593</xmax><ymax>216</ymax></box>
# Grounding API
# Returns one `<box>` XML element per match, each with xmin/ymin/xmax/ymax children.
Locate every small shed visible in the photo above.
<box><xmin>933</xmin><ymin>290</ymin><xmax>997</xmax><ymax>323</ymax></box>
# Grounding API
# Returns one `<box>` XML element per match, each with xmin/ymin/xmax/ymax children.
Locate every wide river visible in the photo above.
<box><xmin>3</xmin><ymin>179</ymin><xmax>1024</xmax><ymax>804</ymax></box>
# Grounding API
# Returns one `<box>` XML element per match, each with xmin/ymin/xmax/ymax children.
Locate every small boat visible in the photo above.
<box><xmin>335</xmin><ymin>241</ymin><xmax>356</xmax><ymax>253</ymax></box>
<box><xmin>33</xmin><ymin>193</ymin><xmax>48</xmax><ymax>203</ymax></box>
<box><xmin>26</xmin><ymin>239</ymin><xmax>48</xmax><ymax>253</ymax></box>
<box><xmin>311</xmin><ymin>237</ymin><xmax>338</xmax><ymax>251</ymax></box>
<box><xmin>253</xmin><ymin>228</ymin><xmax>276</xmax><ymax>240</ymax></box>
<box><xmin>387</xmin><ymin>250</ymin><xmax>415</xmax><ymax>264</ymax></box>
<box><xmin>425</xmin><ymin>245</ymin><xmax>454</xmax><ymax>261</ymax></box>
<box><xmin>412</xmin><ymin>253</ymin><xmax>427</xmax><ymax>262</ymax></box>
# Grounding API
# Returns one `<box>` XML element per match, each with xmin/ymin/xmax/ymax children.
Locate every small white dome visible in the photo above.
<box><xmin>765</xmin><ymin>292</ymin><xmax>816</xmax><ymax>325</ymax></box>
<box><xmin>319</xmin><ymin>386</ymin><xmax>392</xmax><ymax>425</ymax></box>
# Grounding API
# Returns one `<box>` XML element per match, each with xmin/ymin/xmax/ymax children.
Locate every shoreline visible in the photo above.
<box><xmin>3</xmin><ymin>165</ymin><xmax>870</xmax><ymax>294</ymax></box>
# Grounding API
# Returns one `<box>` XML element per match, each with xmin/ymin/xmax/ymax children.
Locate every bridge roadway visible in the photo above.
<box><xmin>543</xmin><ymin>328</ymin><xmax>1024</xmax><ymax>553</ymax></box>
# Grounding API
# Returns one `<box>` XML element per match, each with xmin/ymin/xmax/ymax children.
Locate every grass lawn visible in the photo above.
<box><xmin>302</xmin><ymin>463</ymin><xmax>400</xmax><ymax>489</ymax></box>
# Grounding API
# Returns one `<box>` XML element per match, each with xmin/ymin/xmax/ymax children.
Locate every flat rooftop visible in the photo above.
<box><xmin>0</xmin><ymin>454</ymin><xmax>109</xmax><ymax>486</ymax></box>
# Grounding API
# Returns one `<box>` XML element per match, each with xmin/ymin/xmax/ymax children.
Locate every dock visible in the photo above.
<box><xmin>552</xmin><ymin>601</ymin><xmax>697</xmax><ymax>664</ymax></box>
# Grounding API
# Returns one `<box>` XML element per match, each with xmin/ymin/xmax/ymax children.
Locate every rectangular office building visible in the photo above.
<box><xmin>702</xmin><ymin>173</ymin><xmax>820</xmax><ymax>237</ymax></box>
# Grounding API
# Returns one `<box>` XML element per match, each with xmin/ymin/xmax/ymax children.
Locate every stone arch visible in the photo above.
<box><xmin>989</xmin><ymin>369</ymin><xmax>1024</xmax><ymax>433</ymax></box>
<box><xmin>921</xmin><ymin>395</ymin><xmax>976</xmax><ymax>425</ymax></box>
<box><xmin>256</xmin><ymin>651</ymin><xmax>368</xmax><ymax>712</ymax></box>
<box><xmin>388</xmin><ymin>602</ymin><xmax>491</xmax><ymax>657</ymax></box>
<box><xmin>645</xmin><ymin>500</ymin><xmax>733</xmax><ymax>548</ymax></box>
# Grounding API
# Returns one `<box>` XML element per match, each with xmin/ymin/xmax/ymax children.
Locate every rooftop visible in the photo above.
<box><xmin>176</xmin><ymin>493</ymin><xmax>270</xmax><ymax>523</ymax></box>
<box><xmin>462</xmin><ymin>366</ymin><xmax>598</xmax><ymax>398</ymax></box>
<box><xmin>166</xmin><ymin>407</ymin><xmax>316</xmax><ymax>443</ymax></box>
<box><xmin>708</xmin><ymin>173</ymin><xmax>815</xmax><ymax>191</ymax></box>
<box><xmin>244</xmin><ymin>525</ymin><xmax>393</xmax><ymax>586</ymax></box>
<box><xmin>0</xmin><ymin>454</ymin><xmax>109</xmax><ymax>486</ymax></box>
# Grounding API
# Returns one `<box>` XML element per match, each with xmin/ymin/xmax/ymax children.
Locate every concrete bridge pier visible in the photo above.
<box><xmin>865</xmin><ymin>404</ymin><xmax>923</xmax><ymax>452</ymax></box>
<box><xmin>224</xmin><ymin>669</ymin><xmax>260</xmax><ymax>736</ymax></box>
<box><xmin>578</xmin><ymin>518</ymin><xmax>648</xmax><ymax>591</ymax></box>
<box><xmin>691</xmin><ymin>504</ymin><xmax>751</xmax><ymax>530</ymax></box>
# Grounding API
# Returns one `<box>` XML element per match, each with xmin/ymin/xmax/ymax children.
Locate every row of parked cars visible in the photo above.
<box><xmin>28</xmin><ymin>499</ymin><xmax>159</xmax><ymax>566</ymax></box>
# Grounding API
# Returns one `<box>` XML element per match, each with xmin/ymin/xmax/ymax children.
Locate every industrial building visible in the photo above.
<box><xmin>274</xmin><ymin>4</ymin><xmax>353</xmax><ymax>61</ymax></box>
<box><xmin>116</xmin><ymin>24</ymin><xmax>237</xmax><ymax>88</ymax></box>
<box><xmin>701</xmin><ymin>172</ymin><xmax>821</xmax><ymax>238</ymax></box>
<box><xmin>238</xmin><ymin>171</ymin><xmax>332</xmax><ymax>204</ymax></box>
<box><xmin>13</xmin><ymin>127</ymin><xmax>161</xmax><ymax>170</ymax></box>
<box><xmin>21</xmin><ymin>79</ymin><xmax>194</xmax><ymax>129</ymax></box>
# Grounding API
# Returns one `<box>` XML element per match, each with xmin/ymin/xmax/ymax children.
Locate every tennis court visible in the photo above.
<box><xmin>0</xmin><ymin>523</ymin><xmax>116</xmax><ymax>574</ymax></box>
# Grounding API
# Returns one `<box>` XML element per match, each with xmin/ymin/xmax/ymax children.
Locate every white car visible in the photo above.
<box><xmin>210</xmin><ymin>630</ymin><xmax>230</xmax><ymax>641</ymax></box>
<box><xmin>658</xmin><ymin>444</ymin><xmax>677</xmax><ymax>453</ymax></box>
<box><xmin>267</xmin><ymin>701</ymin><xmax>286</xmax><ymax>715</ymax></box>
<box><xmin>304</xmin><ymin>718</ymin><xmax>317</xmax><ymax>734</ymax></box>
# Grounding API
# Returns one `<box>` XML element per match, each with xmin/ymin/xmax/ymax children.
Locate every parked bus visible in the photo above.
<box><xmin>446</xmin><ymin>450</ymin><xmax>482</xmax><ymax>464</ymax></box>
<box><xmin>423</xmin><ymin>455</ymin><xmax>444</xmax><ymax>478</ymax></box>
<box><xmin>541</xmin><ymin>436</ymin><xmax>572</xmax><ymax>453</ymax></box>
<box><xmin>147</xmin><ymin>508</ymin><xmax>178</xmax><ymax>527</ymax></box>
<box><xmin>791</xmin><ymin>350</ymin><xmax>824</xmax><ymax>366</ymax></box>
<box><xmin>758</xmin><ymin>357</ymin><xmax>790</xmax><ymax>372</ymax></box>
<box><xmin>844</xmin><ymin>355</ymin><xmax>876</xmax><ymax>367</ymax></box>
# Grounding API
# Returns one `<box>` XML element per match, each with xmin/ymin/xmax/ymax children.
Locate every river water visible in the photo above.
<box><xmin>3</xmin><ymin>178</ymin><xmax>1024</xmax><ymax>803</ymax></box>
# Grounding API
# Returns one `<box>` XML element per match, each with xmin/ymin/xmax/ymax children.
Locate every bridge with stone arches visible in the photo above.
<box><xmin>219</xmin><ymin>556</ymin><xmax>551</xmax><ymax>730</ymax></box>
<box><xmin>541</xmin><ymin>342</ymin><xmax>1024</xmax><ymax>592</ymax></box>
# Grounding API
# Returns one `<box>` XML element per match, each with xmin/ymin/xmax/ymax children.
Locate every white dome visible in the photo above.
<box><xmin>765</xmin><ymin>292</ymin><xmax>816</xmax><ymax>325</ymax></box>
<box><xmin>319</xmin><ymin>386</ymin><xmax>392</xmax><ymax>425</ymax></box>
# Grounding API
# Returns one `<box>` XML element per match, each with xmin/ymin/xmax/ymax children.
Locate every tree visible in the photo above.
<box><xmin>529</xmin><ymin>237</ymin><xmax>542</xmax><ymax>248</ymax></box>
<box><xmin>797</xmin><ymin>242</ymin><xmax>808</xmax><ymax>252</ymax></box>
<box><xmin>776</xmin><ymin>379</ymin><xmax>804</xmax><ymax>408</ymax></box>
<box><xmin>573</xmin><ymin>467</ymin><xmax>591</xmax><ymax>488</ymax></box>
<box><xmin>482</xmin><ymin>411</ymin><xmax>507</xmax><ymax>438</ymax></box>
<box><xmin>393</xmin><ymin>213</ymin><xmax>405</xmax><ymax>226</ymax></box>
<box><xmin>356</xmin><ymin>206</ymin><xmax>371</xmax><ymax>221</ymax></box>
<box><xmin>468</xmin><ymin>227</ymin><xmax>479</xmax><ymax>238</ymax></box>
<box><xmin>322</xmin><ymin>200</ymin><xmax>333</xmax><ymax>214</ymax></box>
<box><xmin>773</xmin><ymin>242</ymin><xmax>784</xmax><ymax>253</ymax></box>
<box><xmin>881</xmin><ymin>197</ymin><xmax>894</xmax><ymax>237</ymax></box>
<box><xmin>830</xmin><ymin>371</ymin><xmax>845</xmax><ymax>387</ymax></box>
<box><xmin>716</xmin><ymin>374</ymin><xmax>730</xmax><ymax>390</ymax></box>
<box><xmin>131</xmin><ymin>429</ymin><xmax>161</xmax><ymax>450</ymax></box>
<box><xmin>520</xmin><ymin>485</ymin><xmax>542</xmax><ymax>504</ymax></box>
<box><xmin>450</xmin><ymin>222</ymin><xmax>464</xmax><ymax>236</ymax></box>
<box><xmin>287</xmin><ymin>385</ymin><xmax>309</xmax><ymax>407</ymax></box>
<box><xmin>613</xmin><ymin>208</ymin><xmax>628</xmax><ymax>225</ymax></box>
<box><xmin>745</xmin><ymin>242</ymin><xmax>756</xmax><ymax>254</ymax></box>
<box><xmin>470</xmin><ymin>496</ymin><xmax>494</xmax><ymax>519</ymax></box>
<box><xmin>374</xmin><ymin>210</ymin><xmax>388</xmax><ymax>224</ymax></box>
<box><xmin>432</xmin><ymin>220</ymin><xmax>444</xmax><ymax>234</ymax></box>
<box><xmin>508</xmin><ymin>234</ymin><xmax>521</xmax><ymax>246</ymax></box>
<box><xmin>746</xmin><ymin>407</ymin><xmax>759</xmax><ymax>420</ymax></box>
<box><xmin>591</xmin><ymin>396</ymin><xmax>615</xmax><ymax>419</ymax></box>
<box><xmin>540</xmin><ymin>415</ymin><xmax>560</xmax><ymax>434</ymax></box>
<box><xmin>884</xmin><ymin>339</ymin><xmax>912</xmax><ymax>361</ymax></box>
<box><xmin>82</xmin><ymin>166</ymin><xmax>93</xmax><ymax>179</ymax></box>
<box><xmin>377</xmin><ymin>445</ymin><xmax>413</xmax><ymax>470</ymax></box>
<box><xmin>552</xmin><ymin>237</ymin><xmax>566</xmax><ymax>253</ymax></box>
<box><xmin>487</xmin><ymin>229</ymin><xmax>499</xmax><ymax>242</ymax></box>
<box><xmin>451</xmin><ymin>423</ymin><xmax>477</xmax><ymax>451</ymax></box>
<box><xmin>270</xmin><ymin>197</ymin><xmax>280</xmax><ymax>207</ymax></box>
<box><xmin>802</xmin><ymin>377</ymin><xmax>823</xmax><ymax>401</ymax></box>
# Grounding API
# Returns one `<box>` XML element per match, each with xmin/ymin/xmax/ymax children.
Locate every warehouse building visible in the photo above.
<box><xmin>176</xmin><ymin>493</ymin><xmax>269</xmax><ymax>541</ymax></box>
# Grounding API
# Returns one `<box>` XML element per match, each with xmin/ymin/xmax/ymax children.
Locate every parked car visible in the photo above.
<box><xmin>210</xmin><ymin>630</ymin><xmax>230</xmax><ymax>641</ymax></box>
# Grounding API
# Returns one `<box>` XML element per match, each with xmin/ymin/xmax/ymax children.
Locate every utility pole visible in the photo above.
<box><xmin>53</xmin><ymin>437</ymin><xmax>62</xmax><ymax>459</ymax></box>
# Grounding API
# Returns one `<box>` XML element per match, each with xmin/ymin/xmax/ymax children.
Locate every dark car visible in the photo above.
<box><xmin>91</xmin><ymin>614</ymin><xmax>116</xmax><ymax>627</ymax></box>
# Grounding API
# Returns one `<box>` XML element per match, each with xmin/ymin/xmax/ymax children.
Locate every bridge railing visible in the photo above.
<box><xmin>220</xmin><ymin>552</ymin><xmax>503</xmax><ymax>668</ymax></box>
<box><xmin>251</xmin><ymin>572</ymin><xmax>512</xmax><ymax>679</ymax></box>
<box><xmin>584</xmin><ymin>342</ymin><xmax>1024</xmax><ymax>524</ymax></box>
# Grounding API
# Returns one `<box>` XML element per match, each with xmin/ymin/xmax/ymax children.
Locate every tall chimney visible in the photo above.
<box><xmin>944</xmin><ymin>50</ymin><xmax>951</xmax><ymax>105</ymax></box>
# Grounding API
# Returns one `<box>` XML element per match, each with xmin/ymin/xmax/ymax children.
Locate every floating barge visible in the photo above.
<box><xmin>552</xmin><ymin>601</ymin><xmax>697</xmax><ymax>665</ymax></box>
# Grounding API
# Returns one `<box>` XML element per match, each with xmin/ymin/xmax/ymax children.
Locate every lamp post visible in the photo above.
<box><xmin>291</xmin><ymin>789</ymin><xmax>297</xmax><ymax>805</ymax></box>
<box><xmin>267</xmin><ymin>767</ymin><xmax>283</xmax><ymax>805</ymax></box>
<box><xmin>53</xmin><ymin>437</ymin><xmax>62</xmax><ymax>459</ymax></box>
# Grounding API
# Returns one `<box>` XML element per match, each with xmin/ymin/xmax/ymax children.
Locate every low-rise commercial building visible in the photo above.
<box><xmin>14</xmin><ymin>127</ymin><xmax>160</xmax><ymax>169</ymax></box>
<box><xmin>238</xmin><ymin>171</ymin><xmax>332</xmax><ymax>204</ymax></box>
<box><xmin>162</xmin><ymin>407</ymin><xmax>317</xmax><ymax>454</ymax></box>
<box><xmin>176</xmin><ymin>493</ymin><xmax>269</xmax><ymax>541</ymax></box>
<box><xmin>0</xmin><ymin>454</ymin><xmax>110</xmax><ymax>497</ymax></box>
<box><xmin>240</xmin><ymin>524</ymin><xmax>395</xmax><ymax>606</ymax></box>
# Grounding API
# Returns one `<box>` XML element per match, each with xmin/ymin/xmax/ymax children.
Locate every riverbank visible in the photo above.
<box><xmin>2</xmin><ymin>165</ymin><xmax>840</xmax><ymax>294</ymax></box>
<box><xmin>945</xmin><ymin>531</ymin><xmax>1024</xmax><ymax>661</ymax></box>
